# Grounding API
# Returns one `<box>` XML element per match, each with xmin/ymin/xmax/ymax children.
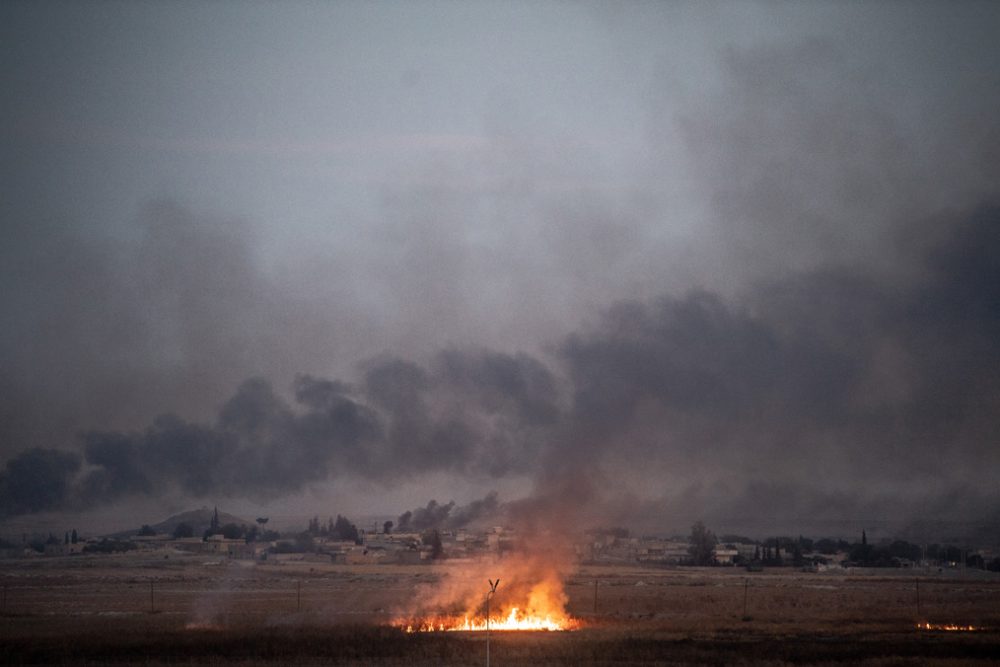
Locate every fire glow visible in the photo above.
<box><xmin>398</xmin><ymin>571</ymin><xmax>579</xmax><ymax>633</ymax></box>
<box><xmin>917</xmin><ymin>622</ymin><xmax>982</xmax><ymax>632</ymax></box>
<box><xmin>404</xmin><ymin>607</ymin><xmax>577</xmax><ymax>633</ymax></box>
<box><xmin>394</xmin><ymin>539</ymin><xmax>580</xmax><ymax>634</ymax></box>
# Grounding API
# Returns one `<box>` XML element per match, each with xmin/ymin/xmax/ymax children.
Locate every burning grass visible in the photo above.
<box><xmin>393</xmin><ymin>542</ymin><xmax>581</xmax><ymax>635</ymax></box>
<box><xmin>917</xmin><ymin>621</ymin><xmax>985</xmax><ymax>632</ymax></box>
<box><xmin>399</xmin><ymin>606</ymin><xmax>581</xmax><ymax>632</ymax></box>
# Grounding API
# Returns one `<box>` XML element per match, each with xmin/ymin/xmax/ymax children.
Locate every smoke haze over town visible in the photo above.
<box><xmin>1</xmin><ymin>1</ymin><xmax>999</xmax><ymax>539</ymax></box>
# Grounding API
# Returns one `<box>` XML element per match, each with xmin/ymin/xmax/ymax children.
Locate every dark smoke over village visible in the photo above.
<box><xmin>2</xmin><ymin>202</ymin><xmax>998</xmax><ymax>533</ymax></box>
<box><xmin>1</xmin><ymin>2</ymin><xmax>999</xmax><ymax>540</ymax></box>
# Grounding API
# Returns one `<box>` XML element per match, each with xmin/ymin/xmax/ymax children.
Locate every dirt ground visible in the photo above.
<box><xmin>2</xmin><ymin>552</ymin><xmax>1000</xmax><ymax>665</ymax></box>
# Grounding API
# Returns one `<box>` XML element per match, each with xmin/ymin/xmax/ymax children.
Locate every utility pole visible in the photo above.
<box><xmin>486</xmin><ymin>578</ymin><xmax>499</xmax><ymax>667</ymax></box>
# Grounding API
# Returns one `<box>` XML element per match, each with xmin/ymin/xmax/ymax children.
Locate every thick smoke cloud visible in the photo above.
<box><xmin>397</xmin><ymin>500</ymin><xmax>454</xmax><ymax>533</ymax></box>
<box><xmin>3</xmin><ymin>202</ymin><xmax>996</xmax><ymax>526</ymax></box>
<box><xmin>2</xmin><ymin>4</ymin><xmax>999</xmax><ymax>536</ymax></box>
<box><xmin>362</xmin><ymin>349</ymin><xmax>561</xmax><ymax>477</ymax></box>
<box><xmin>556</xmin><ymin>204</ymin><xmax>1000</xmax><ymax>532</ymax></box>
<box><xmin>0</xmin><ymin>350</ymin><xmax>559</xmax><ymax>518</ymax></box>
<box><xmin>397</xmin><ymin>492</ymin><xmax>501</xmax><ymax>532</ymax></box>
<box><xmin>671</xmin><ymin>32</ymin><xmax>1000</xmax><ymax>291</ymax></box>
<box><xmin>0</xmin><ymin>449</ymin><xmax>80</xmax><ymax>516</ymax></box>
<box><xmin>0</xmin><ymin>201</ymin><xmax>338</xmax><ymax>452</ymax></box>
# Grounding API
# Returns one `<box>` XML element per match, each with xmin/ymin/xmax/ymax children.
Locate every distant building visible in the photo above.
<box><xmin>42</xmin><ymin>543</ymin><xmax>85</xmax><ymax>557</ymax></box>
<box><xmin>713</xmin><ymin>547</ymin><xmax>739</xmax><ymax>565</ymax></box>
<box><xmin>730</xmin><ymin>543</ymin><xmax>758</xmax><ymax>561</ymax></box>
<box><xmin>168</xmin><ymin>537</ymin><xmax>208</xmax><ymax>552</ymax></box>
<box><xmin>225</xmin><ymin>541</ymin><xmax>259</xmax><ymax>559</ymax></box>
<box><xmin>133</xmin><ymin>534</ymin><xmax>171</xmax><ymax>550</ymax></box>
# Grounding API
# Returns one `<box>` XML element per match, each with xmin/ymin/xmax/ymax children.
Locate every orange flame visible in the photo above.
<box><xmin>404</xmin><ymin>607</ymin><xmax>577</xmax><ymax>632</ymax></box>
<box><xmin>397</xmin><ymin>568</ymin><xmax>578</xmax><ymax>632</ymax></box>
<box><xmin>916</xmin><ymin>622</ymin><xmax>981</xmax><ymax>632</ymax></box>
<box><xmin>394</xmin><ymin>529</ymin><xmax>580</xmax><ymax>634</ymax></box>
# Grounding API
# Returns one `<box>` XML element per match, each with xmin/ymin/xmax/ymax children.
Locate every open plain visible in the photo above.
<box><xmin>3</xmin><ymin>553</ymin><xmax>1000</xmax><ymax>665</ymax></box>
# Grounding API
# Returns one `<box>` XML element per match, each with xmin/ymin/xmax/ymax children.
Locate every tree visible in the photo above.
<box><xmin>687</xmin><ymin>521</ymin><xmax>717</xmax><ymax>565</ymax></box>
<box><xmin>887</xmin><ymin>540</ymin><xmax>921</xmax><ymax>562</ymax></box>
<box><xmin>332</xmin><ymin>515</ymin><xmax>360</xmax><ymax>543</ymax></box>
<box><xmin>791</xmin><ymin>542</ymin><xmax>804</xmax><ymax>567</ymax></box>
<box><xmin>220</xmin><ymin>523</ymin><xmax>244</xmax><ymax>539</ymax></box>
<box><xmin>173</xmin><ymin>522</ymin><xmax>194</xmax><ymax>539</ymax></box>
<box><xmin>210</xmin><ymin>507</ymin><xmax>220</xmax><ymax>534</ymax></box>
<box><xmin>815</xmin><ymin>538</ymin><xmax>847</xmax><ymax>554</ymax></box>
<box><xmin>849</xmin><ymin>539</ymin><xmax>875</xmax><ymax>565</ymax></box>
<box><xmin>138</xmin><ymin>524</ymin><xmax>156</xmax><ymax>536</ymax></box>
<box><xmin>71</xmin><ymin>529</ymin><xmax>78</xmax><ymax>544</ymax></box>
<box><xmin>423</xmin><ymin>529</ymin><xmax>444</xmax><ymax>559</ymax></box>
<box><xmin>383</xmin><ymin>520</ymin><xmax>393</xmax><ymax>535</ymax></box>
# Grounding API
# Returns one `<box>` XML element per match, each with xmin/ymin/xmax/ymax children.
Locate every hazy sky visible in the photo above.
<box><xmin>2</xmin><ymin>1</ymin><xmax>999</xmax><ymax>536</ymax></box>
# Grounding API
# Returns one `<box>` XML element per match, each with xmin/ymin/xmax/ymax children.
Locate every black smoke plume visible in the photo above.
<box><xmin>397</xmin><ymin>492</ymin><xmax>501</xmax><ymax>532</ymax></box>
<box><xmin>1</xmin><ymin>205</ymin><xmax>998</xmax><ymax>531</ymax></box>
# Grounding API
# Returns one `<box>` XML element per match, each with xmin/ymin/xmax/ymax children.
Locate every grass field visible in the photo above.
<box><xmin>3</xmin><ymin>553</ymin><xmax>999</xmax><ymax>665</ymax></box>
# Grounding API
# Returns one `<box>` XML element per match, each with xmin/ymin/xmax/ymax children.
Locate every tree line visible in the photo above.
<box><xmin>688</xmin><ymin>521</ymin><xmax>1000</xmax><ymax>570</ymax></box>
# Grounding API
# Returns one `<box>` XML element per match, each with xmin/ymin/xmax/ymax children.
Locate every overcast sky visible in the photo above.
<box><xmin>2</xmin><ymin>1</ymin><xmax>999</xmax><ymax>537</ymax></box>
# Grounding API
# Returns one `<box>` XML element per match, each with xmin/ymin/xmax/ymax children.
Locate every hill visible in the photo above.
<box><xmin>110</xmin><ymin>507</ymin><xmax>253</xmax><ymax>538</ymax></box>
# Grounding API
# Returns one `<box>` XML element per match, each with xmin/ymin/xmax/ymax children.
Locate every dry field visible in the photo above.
<box><xmin>3</xmin><ymin>552</ymin><xmax>1000</xmax><ymax>665</ymax></box>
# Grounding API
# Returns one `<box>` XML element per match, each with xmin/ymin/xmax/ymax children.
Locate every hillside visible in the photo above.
<box><xmin>110</xmin><ymin>507</ymin><xmax>253</xmax><ymax>538</ymax></box>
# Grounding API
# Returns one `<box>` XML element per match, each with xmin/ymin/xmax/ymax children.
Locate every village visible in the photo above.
<box><xmin>6</xmin><ymin>507</ymin><xmax>999</xmax><ymax>574</ymax></box>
